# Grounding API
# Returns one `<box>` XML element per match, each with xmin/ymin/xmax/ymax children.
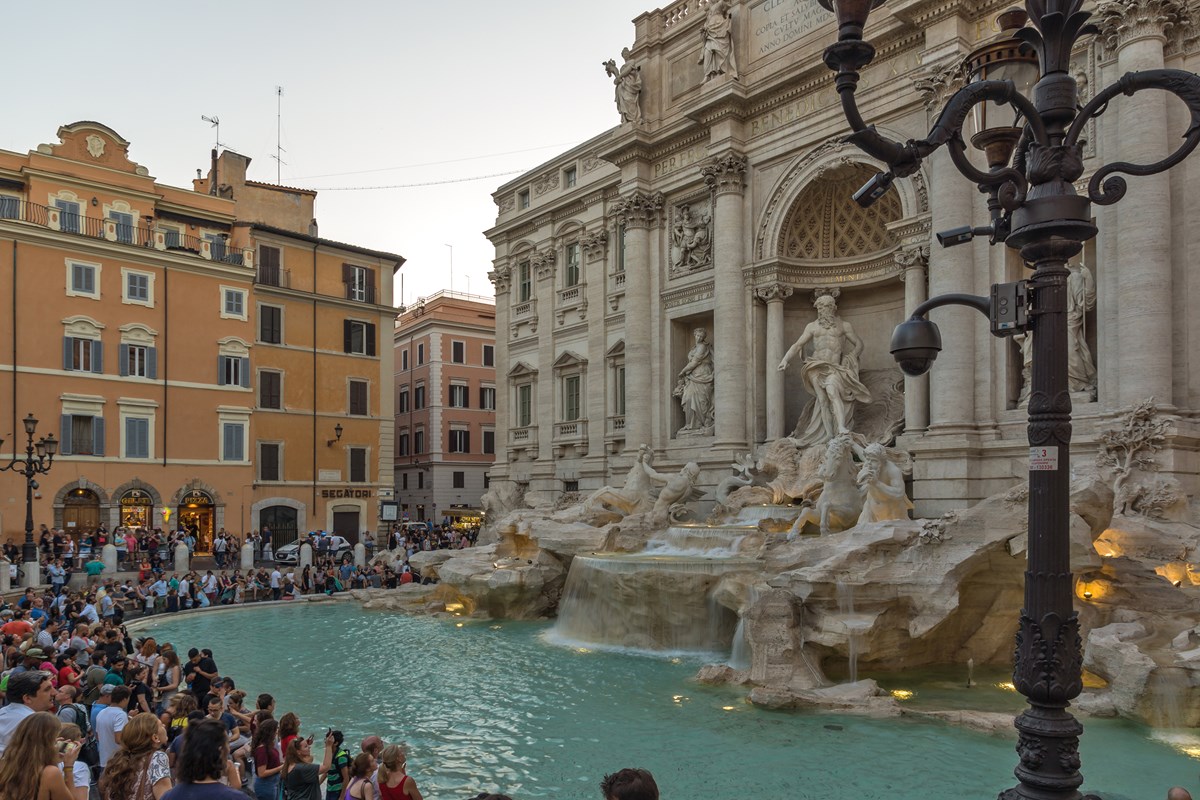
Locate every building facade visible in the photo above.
<box><xmin>394</xmin><ymin>291</ymin><xmax>496</xmax><ymax>524</ymax></box>
<box><xmin>485</xmin><ymin>0</ymin><xmax>1200</xmax><ymax>515</ymax></box>
<box><xmin>0</xmin><ymin>123</ymin><xmax>400</xmax><ymax>550</ymax></box>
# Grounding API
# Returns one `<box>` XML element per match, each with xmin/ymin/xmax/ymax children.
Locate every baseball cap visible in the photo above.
<box><xmin>99</xmin><ymin>684</ymin><xmax>115</xmax><ymax>695</ymax></box>
<box><xmin>24</xmin><ymin>647</ymin><xmax>46</xmax><ymax>659</ymax></box>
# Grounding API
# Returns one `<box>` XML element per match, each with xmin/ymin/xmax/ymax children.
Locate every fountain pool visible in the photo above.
<box><xmin>137</xmin><ymin>603</ymin><xmax>1197</xmax><ymax>799</ymax></box>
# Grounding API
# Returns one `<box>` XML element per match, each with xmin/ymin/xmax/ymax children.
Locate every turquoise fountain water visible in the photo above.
<box><xmin>139</xmin><ymin>603</ymin><xmax>1198</xmax><ymax>799</ymax></box>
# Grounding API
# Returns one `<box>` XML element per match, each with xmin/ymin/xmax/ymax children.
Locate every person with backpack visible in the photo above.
<box><xmin>55</xmin><ymin>685</ymin><xmax>99</xmax><ymax>780</ymax></box>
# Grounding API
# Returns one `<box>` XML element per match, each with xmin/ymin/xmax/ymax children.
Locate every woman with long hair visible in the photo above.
<box><xmin>98</xmin><ymin>713</ymin><xmax>172</xmax><ymax>800</ymax></box>
<box><xmin>136</xmin><ymin>638</ymin><xmax>159</xmax><ymax>672</ymax></box>
<box><xmin>0</xmin><ymin>711</ymin><xmax>79</xmax><ymax>800</ymax></box>
<box><xmin>377</xmin><ymin>744</ymin><xmax>423</xmax><ymax>800</ymax></box>
<box><xmin>156</xmin><ymin>648</ymin><xmax>182</xmax><ymax>711</ymax></box>
<box><xmin>250</xmin><ymin>718</ymin><xmax>282</xmax><ymax>800</ymax></box>
<box><xmin>161</xmin><ymin>692</ymin><xmax>197</xmax><ymax>744</ymax></box>
<box><xmin>345</xmin><ymin>752</ymin><xmax>377</xmax><ymax>800</ymax></box>
<box><xmin>281</xmin><ymin>733</ymin><xmax>334</xmax><ymax>800</ymax></box>
<box><xmin>277</xmin><ymin>711</ymin><xmax>300</xmax><ymax>754</ymax></box>
<box><xmin>162</xmin><ymin>718</ymin><xmax>242</xmax><ymax>800</ymax></box>
<box><xmin>57</xmin><ymin>723</ymin><xmax>89</xmax><ymax>800</ymax></box>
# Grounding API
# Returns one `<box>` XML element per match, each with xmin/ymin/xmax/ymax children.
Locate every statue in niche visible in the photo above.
<box><xmin>855</xmin><ymin>443</ymin><xmax>914</xmax><ymax>524</ymax></box>
<box><xmin>583</xmin><ymin>443</ymin><xmax>664</xmax><ymax>518</ymax></box>
<box><xmin>670</xmin><ymin>204</ymin><xmax>712</xmax><ymax>273</ymax></box>
<box><xmin>778</xmin><ymin>291</ymin><xmax>872</xmax><ymax>447</ymax></box>
<box><xmin>698</xmin><ymin>0</ymin><xmax>738</xmax><ymax>82</ymax></box>
<box><xmin>1067</xmin><ymin>262</ymin><xmax>1097</xmax><ymax>399</ymax></box>
<box><xmin>604</xmin><ymin>48</ymin><xmax>644</xmax><ymax>124</ymax></box>
<box><xmin>674</xmin><ymin>327</ymin><xmax>716</xmax><ymax>437</ymax></box>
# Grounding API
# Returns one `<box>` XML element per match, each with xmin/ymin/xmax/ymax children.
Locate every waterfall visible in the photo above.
<box><xmin>550</xmin><ymin>527</ymin><xmax>760</xmax><ymax>655</ymax></box>
<box><xmin>835</xmin><ymin>579</ymin><xmax>872</xmax><ymax>683</ymax></box>
<box><xmin>729</xmin><ymin>616</ymin><xmax>750</xmax><ymax>668</ymax></box>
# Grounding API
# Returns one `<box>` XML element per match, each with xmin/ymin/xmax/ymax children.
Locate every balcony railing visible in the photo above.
<box><xmin>256</xmin><ymin>266</ymin><xmax>292</xmax><ymax>288</ymax></box>
<box><xmin>509</xmin><ymin>426</ymin><xmax>538</xmax><ymax>447</ymax></box>
<box><xmin>0</xmin><ymin>200</ymin><xmax>254</xmax><ymax>267</ymax></box>
<box><xmin>606</xmin><ymin>415</ymin><xmax>626</xmax><ymax>436</ymax></box>
<box><xmin>513</xmin><ymin>297</ymin><xmax>537</xmax><ymax>319</ymax></box>
<box><xmin>344</xmin><ymin>283</ymin><xmax>377</xmax><ymax>304</ymax></box>
<box><xmin>558</xmin><ymin>284</ymin><xmax>584</xmax><ymax>306</ymax></box>
<box><xmin>609</xmin><ymin>272</ymin><xmax>626</xmax><ymax>293</ymax></box>
<box><xmin>554</xmin><ymin>420</ymin><xmax>588</xmax><ymax>442</ymax></box>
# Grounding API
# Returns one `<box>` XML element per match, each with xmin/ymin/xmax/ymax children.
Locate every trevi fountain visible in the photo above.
<box><xmin>365</xmin><ymin>290</ymin><xmax>1200</xmax><ymax>742</ymax></box>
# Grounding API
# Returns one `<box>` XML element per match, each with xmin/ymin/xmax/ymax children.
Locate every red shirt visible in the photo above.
<box><xmin>0</xmin><ymin>620</ymin><xmax>32</xmax><ymax>638</ymax></box>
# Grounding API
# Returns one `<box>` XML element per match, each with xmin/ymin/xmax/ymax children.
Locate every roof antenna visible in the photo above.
<box><xmin>270</xmin><ymin>87</ymin><xmax>287</xmax><ymax>184</ymax></box>
<box><xmin>200</xmin><ymin>114</ymin><xmax>222</xmax><ymax>150</ymax></box>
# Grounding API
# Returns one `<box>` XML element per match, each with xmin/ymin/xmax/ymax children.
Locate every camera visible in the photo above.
<box><xmin>890</xmin><ymin>317</ymin><xmax>943</xmax><ymax>377</ymax></box>
<box><xmin>853</xmin><ymin>171</ymin><xmax>894</xmax><ymax>208</ymax></box>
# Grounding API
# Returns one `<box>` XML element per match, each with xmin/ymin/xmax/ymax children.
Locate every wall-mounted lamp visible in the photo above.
<box><xmin>90</xmin><ymin>197</ymin><xmax>98</xmax><ymax>207</ymax></box>
<box><xmin>326</xmin><ymin>423</ymin><xmax>344</xmax><ymax>447</ymax></box>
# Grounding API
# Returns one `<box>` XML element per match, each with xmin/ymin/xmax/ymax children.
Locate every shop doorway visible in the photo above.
<box><xmin>333</xmin><ymin>509</ymin><xmax>361</xmax><ymax>543</ymax></box>
<box><xmin>259</xmin><ymin>506</ymin><xmax>299</xmax><ymax>549</ymax></box>
<box><xmin>63</xmin><ymin>488</ymin><xmax>101</xmax><ymax>536</ymax></box>
<box><xmin>178</xmin><ymin>490</ymin><xmax>215</xmax><ymax>553</ymax></box>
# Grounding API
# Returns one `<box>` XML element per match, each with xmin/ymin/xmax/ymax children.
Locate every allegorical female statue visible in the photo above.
<box><xmin>604</xmin><ymin>48</ymin><xmax>644</xmax><ymax>124</ymax></box>
<box><xmin>674</xmin><ymin>327</ymin><xmax>715</xmax><ymax>436</ymax></box>
<box><xmin>699</xmin><ymin>1</ymin><xmax>738</xmax><ymax>81</ymax></box>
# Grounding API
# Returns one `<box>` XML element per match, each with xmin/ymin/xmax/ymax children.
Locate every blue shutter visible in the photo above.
<box><xmin>147</xmin><ymin>347</ymin><xmax>158</xmax><ymax>380</ymax></box>
<box><xmin>239</xmin><ymin>357</ymin><xmax>250</xmax><ymax>388</ymax></box>
<box><xmin>91</xmin><ymin>341</ymin><xmax>103</xmax><ymax>374</ymax></box>
<box><xmin>63</xmin><ymin>337</ymin><xmax>73</xmax><ymax>371</ymax></box>
<box><xmin>235</xmin><ymin>425</ymin><xmax>245</xmax><ymax>461</ymax></box>
<box><xmin>92</xmin><ymin>416</ymin><xmax>105</xmax><ymax>457</ymax></box>
<box><xmin>223</xmin><ymin>423</ymin><xmax>243</xmax><ymax>461</ymax></box>
<box><xmin>118</xmin><ymin>344</ymin><xmax>129</xmax><ymax>377</ymax></box>
<box><xmin>127</xmin><ymin>418</ymin><xmax>149</xmax><ymax>459</ymax></box>
<box><xmin>218</xmin><ymin>356</ymin><xmax>226</xmax><ymax>385</ymax></box>
<box><xmin>59</xmin><ymin>416</ymin><xmax>72</xmax><ymax>455</ymax></box>
<box><xmin>139</xmin><ymin>419</ymin><xmax>150</xmax><ymax>458</ymax></box>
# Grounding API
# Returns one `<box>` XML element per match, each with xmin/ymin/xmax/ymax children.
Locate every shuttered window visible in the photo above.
<box><xmin>218</xmin><ymin>356</ymin><xmax>250</xmax><ymax>387</ymax></box>
<box><xmin>343</xmin><ymin>320</ymin><xmax>377</xmax><ymax>356</ymax></box>
<box><xmin>483</xmin><ymin>430</ymin><xmax>495</xmax><ymax>454</ymax></box>
<box><xmin>349</xmin><ymin>380</ymin><xmax>368</xmax><ymax>415</ymax></box>
<box><xmin>124</xmin><ymin>417</ymin><xmax>149</xmax><ymax>459</ymax></box>
<box><xmin>118</xmin><ymin>344</ymin><xmax>156</xmax><ymax>379</ymax></box>
<box><xmin>221</xmin><ymin>423</ymin><xmax>245</xmax><ymax>462</ymax></box>
<box><xmin>260</xmin><ymin>305</ymin><xmax>282</xmax><ymax>344</ymax></box>
<box><xmin>258</xmin><ymin>246</ymin><xmax>281</xmax><ymax>286</ymax></box>
<box><xmin>63</xmin><ymin>338</ymin><xmax>103</xmax><ymax>373</ymax></box>
<box><xmin>260</xmin><ymin>372</ymin><xmax>282</xmax><ymax>409</ymax></box>
<box><xmin>349</xmin><ymin>447</ymin><xmax>368</xmax><ymax>483</ymax></box>
<box><xmin>59</xmin><ymin>415</ymin><xmax>104</xmax><ymax>456</ymax></box>
<box><xmin>260</xmin><ymin>443</ymin><xmax>281</xmax><ymax>481</ymax></box>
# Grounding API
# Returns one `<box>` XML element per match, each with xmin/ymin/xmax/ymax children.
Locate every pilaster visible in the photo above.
<box><xmin>755</xmin><ymin>283</ymin><xmax>793</xmax><ymax>441</ymax></box>
<box><xmin>896</xmin><ymin>244</ymin><xmax>931</xmax><ymax>433</ymax></box>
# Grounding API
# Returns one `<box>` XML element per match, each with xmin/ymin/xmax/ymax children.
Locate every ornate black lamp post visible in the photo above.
<box><xmin>0</xmin><ymin>413</ymin><xmax>58</xmax><ymax>570</ymax></box>
<box><xmin>817</xmin><ymin>1</ymin><xmax>1200</xmax><ymax>798</ymax></box>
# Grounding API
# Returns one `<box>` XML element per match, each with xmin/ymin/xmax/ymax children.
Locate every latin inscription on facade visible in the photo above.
<box><xmin>655</xmin><ymin>147</ymin><xmax>706</xmax><ymax>179</ymax></box>
<box><xmin>750</xmin><ymin>0</ymin><xmax>827</xmax><ymax>61</ymax></box>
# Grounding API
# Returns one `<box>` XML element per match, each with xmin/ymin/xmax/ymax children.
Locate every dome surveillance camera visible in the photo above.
<box><xmin>890</xmin><ymin>317</ymin><xmax>943</xmax><ymax>377</ymax></box>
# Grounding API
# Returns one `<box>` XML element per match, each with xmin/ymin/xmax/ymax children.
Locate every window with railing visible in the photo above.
<box><xmin>0</xmin><ymin>196</ymin><xmax>18</xmax><ymax>219</ymax></box>
<box><xmin>258</xmin><ymin>245</ymin><xmax>282</xmax><ymax>285</ymax></box>
<box><xmin>344</xmin><ymin>264</ymin><xmax>377</xmax><ymax>304</ymax></box>
<box><xmin>55</xmin><ymin>199</ymin><xmax>81</xmax><ymax>234</ymax></box>
<box><xmin>565</xmin><ymin>243</ymin><xmax>581</xmax><ymax>287</ymax></box>
<box><xmin>562</xmin><ymin>375</ymin><xmax>581</xmax><ymax>422</ymax></box>
<box><xmin>517</xmin><ymin>260</ymin><xmax>532</xmax><ymax>303</ymax></box>
<box><xmin>110</xmin><ymin>212</ymin><xmax>134</xmax><ymax>244</ymax></box>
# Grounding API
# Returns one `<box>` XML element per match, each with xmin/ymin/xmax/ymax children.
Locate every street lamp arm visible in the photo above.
<box><xmin>909</xmin><ymin>292</ymin><xmax>992</xmax><ymax>322</ymax></box>
<box><xmin>1065</xmin><ymin>69</ymin><xmax>1200</xmax><ymax>205</ymax></box>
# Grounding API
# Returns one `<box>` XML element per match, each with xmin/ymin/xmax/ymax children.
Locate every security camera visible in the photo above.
<box><xmin>936</xmin><ymin>226</ymin><xmax>976</xmax><ymax>248</ymax></box>
<box><xmin>890</xmin><ymin>317</ymin><xmax>943</xmax><ymax>377</ymax></box>
<box><xmin>29</xmin><ymin>480</ymin><xmax>38</xmax><ymax>491</ymax></box>
<box><xmin>853</xmin><ymin>171</ymin><xmax>895</xmax><ymax>208</ymax></box>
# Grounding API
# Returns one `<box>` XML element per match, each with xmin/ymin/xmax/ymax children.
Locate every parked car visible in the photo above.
<box><xmin>275</xmin><ymin>537</ymin><xmax>352</xmax><ymax>565</ymax></box>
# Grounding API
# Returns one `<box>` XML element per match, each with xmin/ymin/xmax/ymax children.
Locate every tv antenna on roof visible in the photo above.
<box><xmin>200</xmin><ymin>114</ymin><xmax>223</xmax><ymax>150</ymax></box>
<box><xmin>271</xmin><ymin>86</ymin><xmax>287</xmax><ymax>184</ymax></box>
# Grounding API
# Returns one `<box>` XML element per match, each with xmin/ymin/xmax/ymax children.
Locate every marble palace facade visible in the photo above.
<box><xmin>486</xmin><ymin>0</ymin><xmax>1200</xmax><ymax>516</ymax></box>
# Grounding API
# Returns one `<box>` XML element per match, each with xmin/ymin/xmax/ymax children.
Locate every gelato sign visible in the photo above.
<box><xmin>750</xmin><ymin>0</ymin><xmax>828</xmax><ymax>61</ymax></box>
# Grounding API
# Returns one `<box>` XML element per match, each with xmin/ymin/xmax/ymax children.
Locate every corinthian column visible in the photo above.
<box><xmin>896</xmin><ymin>245</ymin><xmax>930</xmax><ymax>432</ymax></box>
<box><xmin>702</xmin><ymin>153</ymin><xmax>749</xmax><ymax>448</ymax></box>
<box><xmin>612</xmin><ymin>191</ymin><xmax>664</xmax><ymax>451</ymax></box>
<box><xmin>756</xmin><ymin>284</ymin><xmax>793</xmax><ymax>440</ymax></box>
<box><xmin>1098</xmin><ymin>0</ymin><xmax>1183</xmax><ymax>405</ymax></box>
<box><xmin>488</xmin><ymin>264</ymin><xmax>513</xmax><ymax>466</ymax></box>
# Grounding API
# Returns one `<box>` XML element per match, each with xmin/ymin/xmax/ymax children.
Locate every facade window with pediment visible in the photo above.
<box><xmin>564</xmin><ymin>242</ymin><xmax>581</xmax><ymax>288</ymax></box>
<box><xmin>517</xmin><ymin>259</ymin><xmax>532</xmax><ymax>303</ymax></box>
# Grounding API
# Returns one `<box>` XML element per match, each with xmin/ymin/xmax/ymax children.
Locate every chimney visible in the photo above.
<box><xmin>308</xmin><ymin>218</ymin><xmax>319</xmax><ymax>237</ymax></box>
<box><xmin>209</xmin><ymin>148</ymin><xmax>218</xmax><ymax>196</ymax></box>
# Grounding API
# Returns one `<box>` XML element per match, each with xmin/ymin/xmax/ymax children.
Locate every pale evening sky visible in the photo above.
<box><xmin>4</xmin><ymin>0</ymin><xmax>656</xmax><ymax>306</ymax></box>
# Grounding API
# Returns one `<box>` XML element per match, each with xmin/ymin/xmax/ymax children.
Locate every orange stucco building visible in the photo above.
<box><xmin>394</xmin><ymin>291</ymin><xmax>496</xmax><ymax>523</ymax></box>
<box><xmin>0</xmin><ymin>123</ymin><xmax>400</xmax><ymax>551</ymax></box>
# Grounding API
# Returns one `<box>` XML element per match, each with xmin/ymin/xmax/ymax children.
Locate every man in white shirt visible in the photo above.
<box><xmin>95</xmin><ymin>684</ymin><xmax>131</xmax><ymax>767</ymax></box>
<box><xmin>0</xmin><ymin>671</ymin><xmax>55</xmax><ymax>756</ymax></box>
<box><xmin>270</xmin><ymin>568</ymin><xmax>282</xmax><ymax>601</ymax></box>
<box><xmin>78</xmin><ymin>597</ymin><xmax>100</xmax><ymax>625</ymax></box>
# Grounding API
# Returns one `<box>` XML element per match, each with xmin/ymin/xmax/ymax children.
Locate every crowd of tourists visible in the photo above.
<box><xmin>0</xmin><ymin>579</ymin><xmax>660</xmax><ymax>800</ymax></box>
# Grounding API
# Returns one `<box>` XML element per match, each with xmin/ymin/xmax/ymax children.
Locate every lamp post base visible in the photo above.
<box><xmin>21</xmin><ymin>559</ymin><xmax>39</xmax><ymax>588</ymax></box>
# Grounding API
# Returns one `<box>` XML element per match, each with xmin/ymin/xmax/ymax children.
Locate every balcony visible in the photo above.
<box><xmin>513</xmin><ymin>296</ymin><xmax>537</xmax><ymax>319</ymax></box>
<box><xmin>509</xmin><ymin>425</ymin><xmax>538</xmax><ymax>449</ymax></box>
<box><xmin>554</xmin><ymin>419</ymin><xmax>588</xmax><ymax>442</ymax></box>
<box><xmin>558</xmin><ymin>284</ymin><xmax>584</xmax><ymax>306</ymax></box>
<box><xmin>256</xmin><ymin>266</ymin><xmax>293</xmax><ymax>288</ymax></box>
<box><xmin>0</xmin><ymin>201</ymin><xmax>254</xmax><ymax>267</ymax></box>
<box><xmin>606</xmin><ymin>415</ymin><xmax>626</xmax><ymax>436</ymax></box>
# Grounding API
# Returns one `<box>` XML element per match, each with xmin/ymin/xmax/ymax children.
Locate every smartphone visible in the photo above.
<box><xmin>56</xmin><ymin>740</ymin><xmax>71</xmax><ymax>755</ymax></box>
